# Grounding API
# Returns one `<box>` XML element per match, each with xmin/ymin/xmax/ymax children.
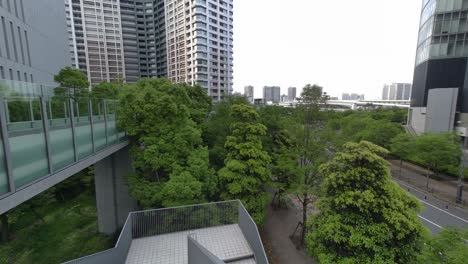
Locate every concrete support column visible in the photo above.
<box><xmin>94</xmin><ymin>146</ymin><xmax>136</xmax><ymax>234</ymax></box>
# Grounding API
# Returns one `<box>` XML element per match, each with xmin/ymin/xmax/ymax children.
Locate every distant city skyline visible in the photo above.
<box><xmin>232</xmin><ymin>0</ymin><xmax>420</xmax><ymax>100</ymax></box>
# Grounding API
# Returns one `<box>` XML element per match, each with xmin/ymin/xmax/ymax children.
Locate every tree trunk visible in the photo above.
<box><xmin>426</xmin><ymin>167</ymin><xmax>431</xmax><ymax>190</ymax></box>
<box><xmin>0</xmin><ymin>214</ymin><xmax>9</xmax><ymax>243</ymax></box>
<box><xmin>300</xmin><ymin>193</ymin><xmax>308</xmax><ymax>246</ymax></box>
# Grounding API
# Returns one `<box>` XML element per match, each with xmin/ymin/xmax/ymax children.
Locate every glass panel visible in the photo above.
<box><xmin>7</xmin><ymin>97</ymin><xmax>48</xmax><ymax>187</ymax></box>
<box><xmin>74</xmin><ymin>97</ymin><xmax>92</xmax><ymax>159</ymax></box>
<box><xmin>92</xmin><ymin>99</ymin><xmax>106</xmax><ymax>151</ymax></box>
<box><xmin>106</xmin><ymin>100</ymin><xmax>118</xmax><ymax>145</ymax></box>
<box><xmin>49</xmin><ymin>96</ymin><xmax>74</xmax><ymax>171</ymax></box>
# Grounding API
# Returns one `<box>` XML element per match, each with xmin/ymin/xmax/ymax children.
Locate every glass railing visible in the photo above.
<box><xmin>0</xmin><ymin>79</ymin><xmax>127</xmax><ymax>196</ymax></box>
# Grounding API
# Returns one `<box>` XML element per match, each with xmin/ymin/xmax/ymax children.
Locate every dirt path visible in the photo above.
<box><xmin>262</xmin><ymin>203</ymin><xmax>316</xmax><ymax>264</ymax></box>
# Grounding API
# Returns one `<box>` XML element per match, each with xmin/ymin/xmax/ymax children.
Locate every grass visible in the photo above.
<box><xmin>0</xmin><ymin>188</ymin><xmax>114</xmax><ymax>264</ymax></box>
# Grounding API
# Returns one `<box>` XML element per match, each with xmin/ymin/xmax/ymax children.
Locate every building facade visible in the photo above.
<box><xmin>66</xmin><ymin>0</ymin><xmax>126</xmax><ymax>85</ymax></box>
<box><xmin>0</xmin><ymin>0</ymin><xmax>70</xmax><ymax>85</ymax></box>
<box><xmin>164</xmin><ymin>0</ymin><xmax>233</xmax><ymax>100</ymax></box>
<box><xmin>288</xmin><ymin>87</ymin><xmax>296</xmax><ymax>102</ymax></box>
<box><xmin>383</xmin><ymin>83</ymin><xmax>412</xmax><ymax>100</ymax></box>
<box><xmin>119</xmin><ymin>0</ymin><xmax>167</xmax><ymax>82</ymax></box>
<box><xmin>409</xmin><ymin>0</ymin><xmax>468</xmax><ymax>136</ymax></box>
<box><xmin>263</xmin><ymin>86</ymin><xmax>280</xmax><ymax>103</ymax></box>
<box><xmin>244</xmin><ymin>85</ymin><xmax>253</xmax><ymax>102</ymax></box>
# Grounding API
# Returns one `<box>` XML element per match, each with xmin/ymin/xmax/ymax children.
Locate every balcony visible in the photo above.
<box><xmin>65</xmin><ymin>200</ymin><xmax>268</xmax><ymax>264</ymax></box>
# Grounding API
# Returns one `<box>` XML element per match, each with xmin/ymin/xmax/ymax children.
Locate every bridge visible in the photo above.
<box><xmin>0</xmin><ymin>79</ymin><xmax>135</xmax><ymax>234</ymax></box>
<box><xmin>277</xmin><ymin>99</ymin><xmax>410</xmax><ymax>109</ymax></box>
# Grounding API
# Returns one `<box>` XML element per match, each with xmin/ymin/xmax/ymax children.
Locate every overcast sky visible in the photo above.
<box><xmin>232</xmin><ymin>0</ymin><xmax>422</xmax><ymax>99</ymax></box>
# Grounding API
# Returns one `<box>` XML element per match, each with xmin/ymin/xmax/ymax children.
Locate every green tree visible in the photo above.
<box><xmin>119</xmin><ymin>78</ymin><xmax>207</xmax><ymax>208</ymax></box>
<box><xmin>306</xmin><ymin>141</ymin><xmax>428</xmax><ymax>264</ymax></box>
<box><xmin>413</xmin><ymin>133</ymin><xmax>461</xmax><ymax>189</ymax></box>
<box><xmin>355</xmin><ymin>119</ymin><xmax>403</xmax><ymax>148</ymax></box>
<box><xmin>390</xmin><ymin>133</ymin><xmax>415</xmax><ymax>178</ymax></box>
<box><xmin>185</xmin><ymin>84</ymin><xmax>212</xmax><ymax>126</ymax></box>
<box><xmin>293</xmin><ymin>84</ymin><xmax>330</xmax><ymax>245</ymax></box>
<box><xmin>161</xmin><ymin>172</ymin><xmax>204</xmax><ymax>207</ymax></box>
<box><xmin>417</xmin><ymin>227</ymin><xmax>468</xmax><ymax>264</ymax></box>
<box><xmin>202</xmin><ymin>95</ymin><xmax>249</xmax><ymax>169</ymax></box>
<box><xmin>54</xmin><ymin>67</ymin><xmax>89</xmax><ymax>95</ymax></box>
<box><xmin>91</xmin><ymin>81</ymin><xmax>122</xmax><ymax>99</ymax></box>
<box><xmin>218</xmin><ymin>104</ymin><xmax>271</xmax><ymax>225</ymax></box>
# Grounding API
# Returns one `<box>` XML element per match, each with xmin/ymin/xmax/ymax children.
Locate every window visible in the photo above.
<box><xmin>16</xmin><ymin>70</ymin><xmax>20</xmax><ymax>81</ymax></box>
<box><xmin>8</xmin><ymin>68</ymin><xmax>12</xmax><ymax>80</ymax></box>
<box><xmin>1</xmin><ymin>17</ymin><xmax>10</xmax><ymax>59</ymax></box>
<box><xmin>9</xmin><ymin>22</ymin><xmax>18</xmax><ymax>62</ymax></box>
<box><xmin>0</xmin><ymin>66</ymin><xmax>4</xmax><ymax>79</ymax></box>
<box><xmin>23</xmin><ymin>72</ymin><xmax>27</xmax><ymax>82</ymax></box>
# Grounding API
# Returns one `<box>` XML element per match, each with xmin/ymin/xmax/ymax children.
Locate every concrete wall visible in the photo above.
<box><xmin>0</xmin><ymin>0</ymin><xmax>70</xmax><ymax>85</ymax></box>
<box><xmin>425</xmin><ymin>88</ymin><xmax>458</xmax><ymax>133</ymax></box>
<box><xmin>409</xmin><ymin>107</ymin><xmax>427</xmax><ymax>135</ymax></box>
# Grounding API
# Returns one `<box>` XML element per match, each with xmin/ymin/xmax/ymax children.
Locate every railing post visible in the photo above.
<box><xmin>4</xmin><ymin>100</ymin><xmax>10</xmax><ymax>124</ymax></box>
<box><xmin>69</xmin><ymin>98</ymin><xmax>78</xmax><ymax>162</ymax></box>
<box><xmin>29</xmin><ymin>99</ymin><xmax>34</xmax><ymax>128</ymax></box>
<box><xmin>0</xmin><ymin>97</ymin><xmax>15</xmax><ymax>192</ymax></box>
<box><xmin>114</xmin><ymin>99</ymin><xmax>118</xmax><ymax>141</ymax></box>
<box><xmin>104</xmin><ymin>99</ymin><xmax>108</xmax><ymax>146</ymax></box>
<box><xmin>40</xmin><ymin>97</ymin><xmax>53</xmax><ymax>174</ymax></box>
<box><xmin>89</xmin><ymin>98</ymin><xmax>95</xmax><ymax>153</ymax></box>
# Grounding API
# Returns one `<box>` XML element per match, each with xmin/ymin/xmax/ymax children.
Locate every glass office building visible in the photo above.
<box><xmin>410</xmin><ymin>0</ymin><xmax>468</xmax><ymax>137</ymax></box>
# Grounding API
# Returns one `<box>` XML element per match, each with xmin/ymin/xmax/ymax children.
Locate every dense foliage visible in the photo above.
<box><xmin>306</xmin><ymin>141</ymin><xmax>428</xmax><ymax>264</ymax></box>
<box><xmin>218</xmin><ymin>104</ymin><xmax>271</xmax><ymax>224</ymax></box>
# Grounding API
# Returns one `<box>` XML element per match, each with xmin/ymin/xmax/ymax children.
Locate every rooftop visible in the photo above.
<box><xmin>65</xmin><ymin>200</ymin><xmax>268</xmax><ymax>264</ymax></box>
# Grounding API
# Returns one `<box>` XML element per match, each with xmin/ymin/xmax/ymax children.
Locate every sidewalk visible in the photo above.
<box><xmin>389</xmin><ymin>159</ymin><xmax>468</xmax><ymax>206</ymax></box>
<box><xmin>262</xmin><ymin>201</ymin><xmax>317</xmax><ymax>264</ymax></box>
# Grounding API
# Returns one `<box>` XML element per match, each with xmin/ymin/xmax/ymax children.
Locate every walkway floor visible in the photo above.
<box><xmin>262</xmin><ymin>203</ymin><xmax>316</xmax><ymax>264</ymax></box>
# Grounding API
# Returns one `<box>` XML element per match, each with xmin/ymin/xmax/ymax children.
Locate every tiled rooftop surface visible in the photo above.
<box><xmin>125</xmin><ymin>224</ymin><xmax>255</xmax><ymax>264</ymax></box>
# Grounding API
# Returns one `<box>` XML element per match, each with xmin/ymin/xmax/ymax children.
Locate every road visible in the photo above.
<box><xmin>394</xmin><ymin>178</ymin><xmax>468</xmax><ymax>234</ymax></box>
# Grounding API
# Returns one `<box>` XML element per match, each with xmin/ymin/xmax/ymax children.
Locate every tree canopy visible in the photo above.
<box><xmin>306</xmin><ymin>141</ymin><xmax>428</xmax><ymax>264</ymax></box>
<box><xmin>118</xmin><ymin>78</ymin><xmax>213</xmax><ymax>208</ymax></box>
<box><xmin>219</xmin><ymin>104</ymin><xmax>271</xmax><ymax>224</ymax></box>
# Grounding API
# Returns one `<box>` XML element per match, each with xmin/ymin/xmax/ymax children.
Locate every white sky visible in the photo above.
<box><xmin>232</xmin><ymin>0</ymin><xmax>422</xmax><ymax>99</ymax></box>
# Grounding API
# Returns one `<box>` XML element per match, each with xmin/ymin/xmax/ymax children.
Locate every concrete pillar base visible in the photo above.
<box><xmin>94</xmin><ymin>146</ymin><xmax>137</xmax><ymax>234</ymax></box>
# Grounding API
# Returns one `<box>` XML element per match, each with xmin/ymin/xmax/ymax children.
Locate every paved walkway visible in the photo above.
<box><xmin>389</xmin><ymin>159</ymin><xmax>468</xmax><ymax>205</ymax></box>
<box><xmin>262</xmin><ymin>203</ymin><xmax>316</xmax><ymax>264</ymax></box>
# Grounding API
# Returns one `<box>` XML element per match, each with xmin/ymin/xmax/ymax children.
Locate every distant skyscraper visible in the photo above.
<box><xmin>288</xmin><ymin>87</ymin><xmax>297</xmax><ymax>102</ymax></box>
<box><xmin>263</xmin><ymin>86</ymin><xmax>281</xmax><ymax>103</ymax></box>
<box><xmin>382</xmin><ymin>83</ymin><xmax>412</xmax><ymax>100</ymax></box>
<box><xmin>342</xmin><ymin>93</ymin><xmax>351</xmax><ymax>100</ymax></box>
<box><xmin>65</xmin><ymin>0</ymin><xmax>126</xmax><ymax>85</ymax></box>
<box><xmin>244</xmin><ymin>85</ymin><xmax>254</xmax><ymax>102</ymax></box>
<box><xmin>165</xmin><ymin>0</ymin><xmax>234</xmax><ymax>100</ymax></box>
<box><xmin>281</xmin><ymin>94</ymin><xmax>288</xmax><ymax>102</ymax></box>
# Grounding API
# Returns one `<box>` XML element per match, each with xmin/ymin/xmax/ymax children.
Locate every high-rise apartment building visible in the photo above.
<box><xmin>65</xmin><ymin>0</ymin><xmax>233</xmax><ymax>98</ymax></box>
<box><xmin>288</xmin><ymin>87</ymin><xmax>296</xmax><ymax>102</ymax></box>
<box><xmin>409</xmin><ymin>0</ymin><xmax>468</xmax><ymax>135</ymax></box>
<box><xmin>165</xmin><ymin>0</ymin><xmax>234</xmax><ymax>100</ymax></box>
<box><xmin>0</xmin><ymin>0</ymin><xmax>70</xmax><ymax>85</ymax></box>
<box><xmin>65</xmin><ymin>0</ymin><xmax>126</xmax><ymax>85</ymax></box>
<box><xmin>119</xmin><ymin>0</ymin><xmax>166</xmax><ymax>82</ymax></box>
<box><xmin>244</xmin><ymin>85</ymin><xmax>253</xmax><ymax>102</ymax></box>
<box><xmin>383</xmin><ymin>83</ymin><xmax>412</xmax><ymax>100</ymax></box>
<box><xmin>263</xmin><ymin>86</ymin><xmax>281</xmax><ymax>103</ymax></box>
